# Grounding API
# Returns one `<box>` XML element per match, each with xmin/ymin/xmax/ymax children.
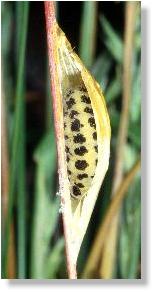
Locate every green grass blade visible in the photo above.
<box><xmin>127</xmin><ymin>204</ymin><xmax>141</xmax><ymax>278</ymax></box>
<box><xmin>79</xmin><ymin>1</ymin><xmax>98</xmax><ymax>68</ymax></box>
<box><xmin>44</xmin><ymin>238</ymin><xmax>64</xmax><ymax>279</ymax></box>
<box><xmin>2</xmin><ymin>2</ymin><xmax>29</xmax><ymax>278</ymax></box>
<box><xmin>31</xmin><ymin>166</ymin><xmax>59</xmax><ymax>278</ymax></box>
<box><xmin>105</xmin><ymin>66</ymin><xmax>122</xmax><ymax>104</ymax></box>
<box><xmin>1</xmin><ymin>2</ymin><xmax>13</xmax><ymax>112</ymax></box>
<box><xmin>119</xmin><ymin>175</ymin><xmax>141</xmax><ymax>279</ymax></box>
<box><xmin>15</xmin><ymin>3</ymin><xmax>28</xmax><ymax>279</ymax></box>
<box><xmin>100</xmin><ymin>15</ymin><xmax>123</xmax><ymax>63</ymax></box>
<box><xmin>31</xmin><ymin>132</ymin><xmax>59</xmax><ymax>278</ymax></box>
<box><xmin>17</xmin><ymin>108</ymin><xmax>26</xmax><ymax>278</ymax></box>
<box><xmin>16</xmin><ymin>2</ymin><xmax>24</xmax><ymax>64</ymax></box>
<box><xmin>91</xmin><ymin>53</ymin><xmax>112</xmax><ymax>91</ymax></box>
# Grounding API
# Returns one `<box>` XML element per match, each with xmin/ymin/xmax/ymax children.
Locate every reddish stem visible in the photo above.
<box><xmin>44</xmin><ymin>1</ymin><xmax>77</xmax><ymax>279</ymax></box>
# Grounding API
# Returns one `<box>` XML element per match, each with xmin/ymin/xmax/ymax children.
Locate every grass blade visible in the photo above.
<box><xmin>2</xmin><ymin>2</ymin><xmax>29</xmax><ymax>278</ymax></box>
<box><xmin>91</xmin><ymin>53</ymin><xmax>112</xmax><ymax>91</ymax></box>
<box><xmin>31</xmin><ymin>132</ymin><xmax>59</xmax><ymax>278</ymax></box>
<box><xmin>100</xmin><ymin>14</ymin><xmax>123</xmax><ymax>63</ymax></box>
<box><xmin>44</xmin><ymin>238</ymin><xmax>64</xmax><ymax>279</ymax></box>
<box><xmin>16</xmin><ymin>3</ymin><xmax>29</xmax><ymax>278</ymax></box>
<box><xmin>79</xmin><ymin>1</ymin><xmax>98</xmax><ymax>67</ymax></box>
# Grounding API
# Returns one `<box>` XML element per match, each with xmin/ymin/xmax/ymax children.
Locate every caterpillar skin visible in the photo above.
<box><xmin>57</xmin><ymin>26</ymin><xmax>110</xmax><ymax>201</ymax></box>
<box><xmin>63</xmin><ymin>85</ymin><xmax>98</xmax><ymax>199</ymax></box>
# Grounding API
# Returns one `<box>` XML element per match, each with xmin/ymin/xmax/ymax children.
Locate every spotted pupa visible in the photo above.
<box><xmin>56</xmin><ymin>25</ymin><xmax>111</xmax><ymax>201</ymax></box>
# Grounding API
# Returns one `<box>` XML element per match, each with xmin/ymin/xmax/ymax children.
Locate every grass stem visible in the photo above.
<box><xmin>44</xmin><ymin>1</ymin><xmax>77</xmax><ymax>279</ymax></box>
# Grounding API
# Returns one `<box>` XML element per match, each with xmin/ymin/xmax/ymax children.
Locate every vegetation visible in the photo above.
<box><xmin>1</xmin><ymin>1</ymin><xmax>141</xmax><ymax>279</ymax></box>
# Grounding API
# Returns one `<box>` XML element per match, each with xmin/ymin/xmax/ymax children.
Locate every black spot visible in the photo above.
<box><xmin>88</xmin><ymin>117</ymin><xmax>96</xmax><ymax>129</ymax></box>
<box><xmin>71</xmin><ymin>119</ymin><xmax>81</xmax><ymax>131</ymax></box>
<box><xmin>75</xmin><ymin>160</ymin><xmax>89</xmax><ymax>170</ymax></box>
<box><xmin>91</xmin><ymin>175</ymin><xmax>94</xmax><ymax>178</ymax></box>
<box><xmin>81</xmin><ymin>95</ymin><xmax>91</xmax><ymax>104</ymax></box>
<box><xmin>79</xmin><ymin>85</ymin><xmax>87</xmax><ymax>92</ymax></box>
<box><xmin>93</xmin><ymin>132</ymin><xmax>97</xmax><ymax>140</ymax></box>
<box><xmin>84</xmin><ymin>107</ymin><xmax>94</xmax><ymax>115</ymax></box>
<box><xmin>81</xmin><ymin>124</ymin><xmax>84</xmax><ymax>127</ymax></box>
<box><xmin>66</xmin><ymin>155</ymin><xmax>70</xmax><ymax>162</ymax></box>
<box><xmin>66</xmin><ymin>98</ymin><xmax>76</xmax><ymax>109</ymax></box>
<box><xmin>64</xmin><ymin>123</ymin><xmax>66</xmax><ymax>128</ymax></box>
<box><xmin>64</xmin><ymin>111</ymin><xmax>68</xmax><ymax>116</ymax></box>
<box><xmin>65</xmin><ymin>135</ymin><xmax>69</xmax><ymax>140</ymax></box>
<box><xmin>75</xmin><ymin>183</ymin><xmax>84</xmax><ymax>188</ymax></box>
<box><xmin>73</xmin><ymin>134</ymin><xmax>86</xmax><ymax>144</ymax></box>
<box><xmin>95</xmin><ymin>159</ymin><xmax>98</xmax><ymax>165</ymax></box>
<box><xmin>74</xmin><ymin>146</ymin><xmax>88</xmax><ymax>156</ymax></box>
<box><xmin>65</xmin><ymin>146</ymin><xmax>69</xmax><ymax>153</ymax></box>
<box><xmin>66</xmin><ymin>89</ymin><xmax>74</xmax><ymax>97</ymax></box>
<box><xmin>68</xmin><ymin>170</ymin><xmax>71</xmax><ymax>175</ymax></box>
<box><xmin>77</xmin><ymin>173</ymin><xmax>88</xmax><ymax>180</ymax></box>
<box><xmin>69</xmin><ymin>110</ymin><xmax>79</xmax><ymax>119</ymax></box>
<box><xmin>94</xmin><ymin>145</ymin><xmax>98</xmax><ymax>152</ymax></box>
<box><xmin>72</xmin><ymin>185</ymin><xmax>81</xmax><ymax>197</ymax></box>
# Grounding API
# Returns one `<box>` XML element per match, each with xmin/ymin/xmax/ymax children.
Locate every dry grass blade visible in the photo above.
<box><xmin>99</xmin><ymin>2</ymin><xmax>138</xmax><ymax>279</ymax></box>
<box><xmin>44</xmin><ymin>1</ymin><xmax>110</xmax><ymax>279</ymax></box>
<box><xmin>82</xmin><ymin>158</ymin><xmax>141</xmax><ymax>278</ymax></box>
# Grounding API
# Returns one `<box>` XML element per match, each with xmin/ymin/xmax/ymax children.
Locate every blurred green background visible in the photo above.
<box><xmin>1</xmin><ymin>1</ymin><xmax>141</xmax><ymax>279</ymax></box>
